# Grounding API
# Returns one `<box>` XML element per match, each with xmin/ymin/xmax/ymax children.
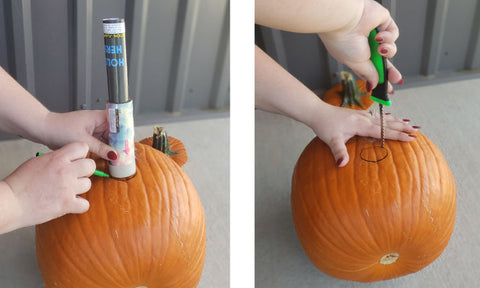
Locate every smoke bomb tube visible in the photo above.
<box><xmin>103</xmin><ymin>18</ymin><xmax>136</xmax><ymax>179</ymax></box>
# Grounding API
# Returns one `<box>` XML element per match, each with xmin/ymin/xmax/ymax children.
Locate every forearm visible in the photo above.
<box><xmin>0</xmin><ymin>67</ymin><xmax>49</xmax><ymax>143</ymax></box>
<box><xmin>0</xmin><ymin>181</ymin><xmax>22</xmax><ymax>234</ymax></box>
<box><xmin>255</xmin><ymin>45</ymin><xmax>327</xmax><ymax>127</ymax></box>
<box><xmin>255</xmin><ymin>0</ymin><xmax>364</xmax><ymax>33</ymax></box>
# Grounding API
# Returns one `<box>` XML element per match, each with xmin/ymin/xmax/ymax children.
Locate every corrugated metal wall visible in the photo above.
<box><xmin>0</xmin><ymin>0</ymin><xmax>229</xmax><ymax>131</ymax></box>
<box><xmin>256</xmin><ymin>0</ymin><xmax>480</xmax><ymax>90</ymax></box>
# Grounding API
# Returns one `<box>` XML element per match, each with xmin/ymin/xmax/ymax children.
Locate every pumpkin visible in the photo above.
<box><xmin>35</xmin><ymin>127</ymin><xmax>206</xmax><ymax>288</ymax></box>
<box><xmin>291</xmin><ymin>133</ymin><xmax>456</xmax><ymax>282</ymax></box>
<box><xmin>322</xmin><ymin>71</ymin><xmax>373</xmax><ymax>110</ymax></box>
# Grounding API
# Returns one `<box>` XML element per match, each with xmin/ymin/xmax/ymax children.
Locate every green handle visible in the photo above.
<box><xmin>368</xmin><ymin>28</ymin><xmax>391</xmax><ymax>106</ymax></box>
<box><xmin>368</xmin><ymin>29</ymin><xmax>385</xmax><ymax>84</ymax></box>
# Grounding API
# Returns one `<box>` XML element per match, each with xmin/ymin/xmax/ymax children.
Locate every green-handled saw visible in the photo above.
<box><xmin>368</xmin><ymin>28</ymin><xmax>391</xmax><ymax>148</ymax></box>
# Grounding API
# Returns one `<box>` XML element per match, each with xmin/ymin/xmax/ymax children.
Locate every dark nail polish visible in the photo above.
<box><xmin>385</xmin><ymin>113</ymin><xmax>391</xmax><ymax>115</ymax></box>
<box><xmin>336</xmin><ymin>158</ymin><xmax>344</xmax><ymax>167</ymax></box>
<box><xmin>412</xmin><ymin>126</ymin><xmax>421</xmax><ymax>129</ymax></box>
<box><xmin>375</xmin><ymin>36</ymin><xmax>383</xmax><ymax>42</ymax></box>
<box><xmin>107</xmin><ymin>151</ymin><xmax>118</xmax><ymax>160</ymax></box>
<box><xmin>381</xmin><ymin>48</ymin><xmax>388</xmax><ymax>54</ymax></box>
<box><xmin>403</xmin><ymin>119</ymin><xmax>410</xmax><ymax>122</ymax></box>
<box><xmin>409</xmin><ymin>134</ymin><xmax>417</xmax><ymax>138</ymax></box>
<box><xmin>366</xmin><ymin>81</ymin><xmax>373</xmax><ymax>91</ymax></box>
<box><xmin>398</xmin><ymin>79</ymin><xmax>404</xmax><ymax>85</ymax></box>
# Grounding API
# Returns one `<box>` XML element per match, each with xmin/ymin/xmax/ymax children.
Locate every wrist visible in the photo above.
<box><xmin>36</xmin><ymin>111</ymin><xmax>59</xmax><ymax>147</ymax></box>
<box><xmin>301</xmin><ymin>97</ymin><xmax>331</xmax><ymax>129</ymax></box>
<box><xmin>0</xmin><ymin>181</ymin><xmax>23</xmax><ymax>234</ymax></box>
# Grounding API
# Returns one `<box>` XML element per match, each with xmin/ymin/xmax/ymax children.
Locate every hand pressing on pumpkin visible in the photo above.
<box><xmin>308</xmin><ymin>105</ymin><xmax>417</xmax><ymax>167</ymax></box>
<box><xmin>256</xmin><ymin>45</ymin><xmax>416</xmax><ymax>167</ymax></box>
<box><xmin>0</xmin><ymin>142</ymin><xmax>94</xmax><ymax>234</ymax></box>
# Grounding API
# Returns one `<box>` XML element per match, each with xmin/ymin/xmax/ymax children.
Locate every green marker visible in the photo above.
<box><xmin>36</xmin><ymin>152</ymin><xmax>110</xmax><ymax>178</ymax></box>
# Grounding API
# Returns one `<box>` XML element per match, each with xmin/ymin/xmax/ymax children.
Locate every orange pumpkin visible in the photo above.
<box><xmin>322</xmin><ymin>71</ymin><xmax>373</xmax><ymax>110</ymax></box>
<box><xmin>291</xmin><ymin>133</ymin><xmax>456</xmax><ymax>282</ymax></box>
<box><xmin>35</xmin><ymin>128</ymin><xmax>206</xmax><ymax>288</ymax></box>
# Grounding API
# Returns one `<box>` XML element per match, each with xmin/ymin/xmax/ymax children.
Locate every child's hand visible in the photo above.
<box><xmin>309</xmin><ymin>104</ymin><xmax>417</xmax><ymax>167</ymax></box>
<box><xmin>318</xmin><ymin>0</ymin><xmax>402</xmax><ymax>92</ymax></box>
<box><xmin>41</xmin><ymin>110</ymin><xmax>117</xmax><ymax>161</ymax></box>
<box><xmin>3</xmin><ymin>142</ymin><xmax>94</xmax><ymax>230</ymax></box>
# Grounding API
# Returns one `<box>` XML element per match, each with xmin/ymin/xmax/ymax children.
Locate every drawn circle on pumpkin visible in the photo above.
<box><xmin>360</xmin><ymin>146</ymin><xmax>388</xmax><ymax>163</ymax></box>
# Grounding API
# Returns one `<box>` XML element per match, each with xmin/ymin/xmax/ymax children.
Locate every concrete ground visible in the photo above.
<box><xmin>256</xmin><ymin>78</ymin><xmax>480</xmax><ymax>287</ymax></box>
<box><xmin>0</xmin><ymin>117</ymin><xmax>229</xmax><ymax>287</ymax></box>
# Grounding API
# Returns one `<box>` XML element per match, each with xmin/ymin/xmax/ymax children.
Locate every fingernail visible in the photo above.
<box><xmin>403</xmin><ymin>119</ymin><xmax>410</xmax><ymax>122</ymax></box>
<box><xmin>107</xmin><ymin>151</ymin><xmax>118</xmax><ymax>160</ymax></box>
<box><xmin>375</xmin><ymin>36</ymin><xmax>383</xmax><ymax>42</ymax></box>
<box><xmin>381</xmin><ymin>48</ymin><xmax>388</xmax><ymax>54</ymax></box>
<box><xmin>390</xmin><ymin>89</ymin><xmax>395</xmax><ymax>94</ymax></box>
<box><xmin>366</xmin><ymin>81</ymin><xmax>373</xmax><ymax>91</ymax></box>
<box><xmin>409</xmin><ymin>134</ymin><xmax>417</xmax><ymax>138</ymax></box>
<box><xmin>385</xmin><ymin>113</ymin><xmax>391</xmax><ymax>115</ymax></box>
<box><xmin>398</xmin><ymin>79</ymin><xmax>404</xmax><ymax>85</ymax></box>
<box><xmin>336</xmin><ymin>158</ymin><xmax>344</xmax><ymax>167</ymax></box>
<box><xmin>412</xmin><ymin>126</ymin><xmax>421</xmax><ymax>129</ymax></box>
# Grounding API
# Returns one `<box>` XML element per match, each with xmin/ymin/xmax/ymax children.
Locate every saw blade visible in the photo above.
<box><xmin>379</xmin><ymin>104</ymin><xmax>385</xmax><ymax>148</ymax></box>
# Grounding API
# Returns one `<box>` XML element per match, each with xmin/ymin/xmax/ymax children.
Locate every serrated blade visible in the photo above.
<box><xmin>379</xmin><ymin>104</ymin><xmax>385</xmax><ymax>148</ymax></box>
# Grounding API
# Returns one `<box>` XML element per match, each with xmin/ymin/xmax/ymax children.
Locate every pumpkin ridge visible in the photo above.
<box><xmin>385</xmin><ymin>140</ymin><xmax>404</xmax><ymax>251</ymax></box>
<box><xmin>71</xmin><ymin>201</ymin><xmax>122</xmax><ymax>287</ymax></box>
<box><xmin>357</xmin><ymin>139</ymin><xmax>385</xmax><ymax>253</ymax></box>
<box><xmin>148</xmin><ymin>146</ymin><xmax>191</xmax><ymax>286</ymax></box>
<box><xmin>313</xmin><ymin>153</ymin><xmax>356</xmax><ymax>258</ymax></box>
<box><xmin>138</xmin><ymin>149</ymin><xmax>160</xmax><ymax>287</ymax></box>
<box><xmin>134</xmin><ymin>147</ymin><xmax>154</xmax><ymax>284</ymax></box>
<box><xmin>144</xmin><ymin>146</ymin><xmax>173</xmax><ymax>284</ymax></box>
<box><xmin>46</xmin><ymin>225</ymin><xmax>104</xmax><ymax>287</ymax></box>
<box><xmin>99</xmin><ymin>177</ymin><xmax>134</xmax><ymax>284</ymax></box>
<box><xmin>395</xmin><ymin>139</ymin><xmax>411</xmax><ymax>248</ymax></box>
<box><xmin>337</xmin><ymin>147</ymin><xmax>377</xmax><ymax>258</ymax></box>
<box><xmin>78</xmin><ymin>178</ymin><xmax>124</xmax><ymax>286</ymax></box>
<box><xmin>424</xmin><ymin>137</ymin><xmax>455</xmax><ymax>246</ymax></box>
<box><xmin>50</xmin><ymin>217</ymin><xmax>111</xmax><ymax>287</ymax></box>
<box><xmin>297</xmin><ymin>141</ymin><xmax>369</xmax><ymax>266</ymax></box>
<box><xmin>351</xmin><ymin>139</ymin><xmax>383</xmax><ymax>254</ymax></box>
<box><xmin>411</xmin><ymin>136</ymin><xmax>430</xmax><ymax>246</ymax></box>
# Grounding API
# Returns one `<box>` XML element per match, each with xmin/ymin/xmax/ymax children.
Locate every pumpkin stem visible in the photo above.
<box><xmin>339</xmin><ymin>71</ymin><xmax>369</xmax><ymax>108</ymax></box>
<box><xmin>380</xmin><ymin>253</ymin><xmax>399</xmax><ymax>265</ymax></box>
<box><xmin>152</xmin><ymin>126</ymin><xmax>179</xmax><ymax>156</ymax></box>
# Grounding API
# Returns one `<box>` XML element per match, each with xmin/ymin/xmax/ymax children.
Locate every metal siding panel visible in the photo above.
<box><xmin>394</xmin><ymin>0</ymin><xmax>429</xmax><ymax>76</ymax></box>
<box><xmin>183</xmin><ymin>0</ymin><xmax>228</xmax><ymax>110</ymax></box>
<box><xmin>209</xmin><ymin>2</ymin><xmax>229</xmax><ymax>109</ymax></box>
<box><xmin>0</xmin><ymin>1</ymin><xmax>9</xmax><ymax>70</ymax></box>
<box><xmin>259</xmin><ymin>27</ymin><xmax>289</xmax><ymax>70</ymax></box>
<box><xmin>127</xmin><ymin>0</ymin><xmax>149</xmax><ymax>115</ymax></box>
<box><xmin>439</xmin><ymin>0</ymin><xmax>477</xmax><ymax>71</ymax></box>
<box><xmin>167</xmin><ymin>0</ymin><xmax>197</xmax><ymax>112</ymax></box>
<box><xmin>136</xmin><ymin>0</ymin><xmax>178</xmax><ymax>113</ymax></box>
<box><xmin>421</xmin><ymin>0</ymin><xmax>448</xmax><ymax>76</ymax></box>
<box><xmin>74</xmin><ymin>0</ymin><xmax>93</xmax><ymax>110</ymax></box>
<box><xmin>465</xmin><ymin>0</ymin><xmax>480</xmax><ymax>70</ymax></box>
<box><xmin>30</xmin><ymin>0</ymin><xmax>72</xmax><ymax>111</ymax></box>
<box><xmin>12</xmin><ymin>0</ymin><xmax>36</xmax><ymax>95</ymax></box>
<box><xmin>281</xmin><ymin>32</ymin><xmax>330</xmax><ymax>90</ymax></box>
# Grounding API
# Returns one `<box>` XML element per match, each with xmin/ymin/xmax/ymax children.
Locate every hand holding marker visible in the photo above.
<box><xmin>36</xmin><ymin>152</ymin><xmax>110</xmax><ymax>178</ymax></box>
